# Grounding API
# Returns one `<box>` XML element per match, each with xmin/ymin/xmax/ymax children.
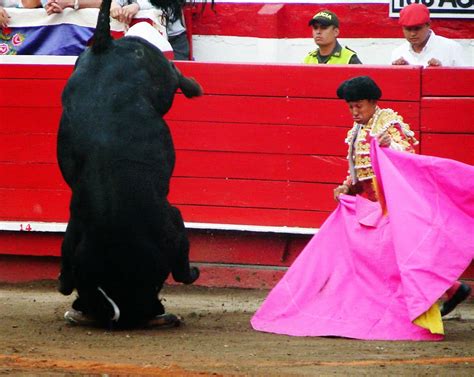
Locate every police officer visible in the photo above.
<box><xmin>303</xmin><ymin>10</ymin><xmax>362</xmax><ymax>65</ymax></box>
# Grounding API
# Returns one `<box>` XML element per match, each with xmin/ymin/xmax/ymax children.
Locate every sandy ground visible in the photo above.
<box><xmin>0</xmin><ymin>281</ymin><xmax>473</xmax><ymax>376</ymax></box>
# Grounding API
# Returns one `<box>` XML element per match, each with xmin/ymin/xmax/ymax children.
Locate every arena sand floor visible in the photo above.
<box><xmin>0</xmin><ymin>281</ymin><xmax>473</xmax><ymax>376</ymax></box>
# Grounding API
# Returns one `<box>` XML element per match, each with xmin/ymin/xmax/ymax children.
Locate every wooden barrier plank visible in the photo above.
<box><xmin>0</xmin><ymin>231</ymin><xmax>290</xmax><ymax>266</ymax></box>
<box><xmin>176</xmin><ymin>151</ymin><xmax>347</xmax><ymax>183</ymax></box>
<box><xmin>167</xmin><ymin>96</ymin><xmax>420</xmax><ymax>129</ymax></box>
<box><xmin>421</xmin><ymin>98</ymin><xmax>474</xmax><ymax>133</ymax></box>
<box><xmin>1</xmin><ymin>63</ymin><xmax>421</xmax><ymax>101</ymax></box>
<box><xmin>0</xmin><ymin>189</ymin><xmax>70</xmax><ymax>221</ymax></box>
<box><xmin>188</xmin><ymin>232</ymin><xmax>288</xmax><ymax>265</ymax></box>
<box><xmin>0</xmin><ymin>134</ymin><xmax>57</xmax><ymax>163</ymax></box>
<box><xmin>1</xmin><ymin>107</ymin><xmax>62</xmax><ymax>133</ymax></box>
<box><xmin>0</xmin><ymin>255</ymin><xmax>61</xmax><ymax>283</ymax></box>
<box><xmin>0</xmin><ymin>189</ymin><xmax>329</xmax><ymax>228</ymax></box>
<box><xmin>171</xmin><ymin>121</ymin><xmax>419</xmax><ymax>155</ymax></box>
<box><xmin>179</xmin><ymin>205</ymin><xmax>330</xmax><ymax>228</ymax></box>
<box><xmin>0</xmin><ymin>79</ymin><xmax>65</xmax><ymax>107</ymax></box>
<box><xmin>0</xmin><ymin>232</ymin><xmax>61</xmax><ymax>257</ymax></box>
<box><xmin>0</xmin><ymin>66</ymin><xmax>422</xmax><ymax>109</ymax></box>
<box><xmin>422</xmin><ymin>68</ymin><xmax>474</xmax><ymax>97</ymax></box>
<box><xmin>1</xmin><ymin>119</ymin><xmax>348</xmax><ymax>158</ymax></box>
<box><xmin>0</xmin><ymin>64</ymin><xmax>73</xmax><ymax>79</ymax></box>
<box><xmin>0</xmin><ymin>163</ymin><xmax>66</xmax><ymax>190</ymax></box>
<box><xmin>421</xmin><ymin>134</ymin><xmax>474</xmax><ymax>166</ymax></box>
<box><xmin>176</xmin><ymin>62</ymin><xmax>421</xmax><ymax>100</ymax></box>
<box><xmin>2</xmin><ymin>88</ymin><xmax>419</xmax><ymax>131</ymax></box>
<box><xmin>169</xmin><ymin>178</ymin><xmax>335</xmax><ymax>212</ymax></box>
<box><xmin>0</xmin><ymin>229</ymin><xmax>313</xmax><ymax>268</ymax></box>
<box><xmin>170</xmin><ymin>121</ymin><xmax>349</xmax><ymax>155</ymax></box>
<box><xmin>0</xmin><ymin>188</ymin><xmax>333</xmax><ymax>227</ymax></box>
<box><xmin>0</xmin><ymin>153</ymin><xmax>346</xmax><ymax>190</ymax></box>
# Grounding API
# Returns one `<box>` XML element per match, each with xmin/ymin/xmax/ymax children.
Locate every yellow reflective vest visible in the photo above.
<box><xmin>304</xmin><ymin>46</ymin><xmax>357</xmax><ymax>64</ymax></box>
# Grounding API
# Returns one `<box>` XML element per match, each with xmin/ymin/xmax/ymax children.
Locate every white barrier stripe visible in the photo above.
<box><xmin>0</xmin><ymin>220</ymin><xmax>318</xmax><ymax>235</ymax></box>
<box><xmin>0</xmin><ymin>55</ymin><xmax>77</xmax><ymax>65</ymax></box>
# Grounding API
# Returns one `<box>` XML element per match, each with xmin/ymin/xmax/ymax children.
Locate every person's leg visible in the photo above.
<box><xmin>441</xmin><ymin>281</ymin><xmax>472</xmax><ymax>316</ymax></box>
<box><xmin>168</xmin><ymin>31</ymin><xmax>190</xmax><ymax>60</ymax></box>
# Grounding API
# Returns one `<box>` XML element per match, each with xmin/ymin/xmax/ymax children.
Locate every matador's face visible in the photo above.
<box><xmin>346</xmin><ymin>100</ymin><xmax>377</xmax><ymax>125</ymax></box>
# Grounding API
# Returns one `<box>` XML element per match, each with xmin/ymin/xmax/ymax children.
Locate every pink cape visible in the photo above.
<box><xmin>251</xmin><ymin>141</ymin><xmax>474</xmax><ymax>340</ymax></box>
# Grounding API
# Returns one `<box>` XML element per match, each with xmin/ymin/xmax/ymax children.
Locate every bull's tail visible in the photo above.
<box><xmin>179</xmin><ymin>76</ymin><xmax>203</xmax><ymax>98</ymax></box>
<box><xmin>171</xmin><ymin>63</ymin><xmax>203</xmax><ymax>98</ymax></box>
<box><xmin>92</xmin><ymin>0</ymin><xmax>113</xmax><ymax>54</ymax></box>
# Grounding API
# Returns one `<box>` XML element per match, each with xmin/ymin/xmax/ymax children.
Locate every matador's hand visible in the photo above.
<box><xmin>334</xmin><ymin>184</ymin><xmax>349</xmax><ymax>202</ymax></box>
<box><xmin>377</xmin><ymin>132</ymin><xmax>391</xmax><ymax>147</ymax></box>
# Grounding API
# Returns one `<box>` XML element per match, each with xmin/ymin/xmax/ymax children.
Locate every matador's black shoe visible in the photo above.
<box><xmin>440</xmin><ymin>283</ymin><xmax>472</xmax><ymax>317</ymax></box>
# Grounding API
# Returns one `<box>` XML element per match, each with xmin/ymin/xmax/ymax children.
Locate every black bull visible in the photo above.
<box><xmin>57</xmin><ymin>30</ymin><xmax>202</xmax><ymax>328</ymax></box>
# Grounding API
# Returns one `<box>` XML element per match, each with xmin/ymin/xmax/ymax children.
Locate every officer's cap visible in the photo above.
<box><xmin>308</xmin><ymin>10</ymin><xmax>339</xmax><ymax>28</ymax></box>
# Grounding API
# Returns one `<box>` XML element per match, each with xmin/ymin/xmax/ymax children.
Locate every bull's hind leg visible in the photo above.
<box><xmin>166</xmin><ymin>205</ymin><xmax>200</xmax><ymax>285</ymax></box>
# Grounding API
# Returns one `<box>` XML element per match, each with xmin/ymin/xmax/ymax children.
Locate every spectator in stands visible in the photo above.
<box><xmin>1</xmin><ymin>0</ymin><xmax>41</xmax><ymax>27</ymax></box>
<box><xmin>0</xmin><ymin>3</ymin><xmax>10</xmax><ymax>27</ymax></box>
<box><xmin>42</xmin><ymin>0</ymin><xmax>101</xmax><ymax>16</ymax></box>
<box><xmin>165</xmin><ymin>2</ymin><xmax>189</xmax><ymax>60</ymax></box>
<box><xmin>391</xmin><ymin>3</ymin><xmax>467</xmax><ymax>67</ymax></box>
<box><xmin>110</xmin><ymin>0</ymin><xmax>190</xmax><ymax>60</ymax></box>
<box><xmin>111</xmin><ymin>0</ymin><xmax>150</xmax><ymax>25</ymax></box>
<box><xmin>303</xmin><ymin>9</ymin><xmax>361</xmax><ymax>65</ymax></box>
<box><xmin>125</xmin><ymin>20</ymin><xmax>174</xmax><ymax>59</ymax></box>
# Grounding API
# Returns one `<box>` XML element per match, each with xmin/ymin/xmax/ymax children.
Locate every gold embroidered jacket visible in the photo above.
<box><xmin>343</xmin><ymin>107</ymin><xmax>418</xmax><ymax>185</ymax></box>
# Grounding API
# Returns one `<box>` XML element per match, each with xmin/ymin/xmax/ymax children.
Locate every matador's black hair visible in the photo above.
<box><xmin>336</xmin><ymin>76</ymin><xmax>382</xmax><ymax>101</ymax></box>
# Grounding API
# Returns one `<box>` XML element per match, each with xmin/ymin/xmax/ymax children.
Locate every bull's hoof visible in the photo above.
<box><xmin>147</xmin><ymin>313</ymin><xmax>182</xmax><ymax>328</ymax></box>
<box><xmin>57</xmin><ymin>273</ymin><xmax>74</xmax><ymax>296</ymax></box>
<box><xmin>182</xmin><ymin>266</ymin><xmax>200</xmax><ymax>285</ymax></box>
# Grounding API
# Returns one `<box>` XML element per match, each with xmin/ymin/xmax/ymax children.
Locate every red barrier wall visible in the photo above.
<box><xmin>0</xmin><ymin>63</ymin><xmax>473</xmax><ymax>286</ymax></box>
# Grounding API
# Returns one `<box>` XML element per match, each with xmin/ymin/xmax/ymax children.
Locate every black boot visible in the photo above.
<box><xmin>440</xmin><ymin>283</ymin><xmax>472</xmax><ymax>316</ymax></box>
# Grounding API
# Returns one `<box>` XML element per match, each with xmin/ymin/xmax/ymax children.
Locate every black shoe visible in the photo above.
<box><xmin>440</xmin><ymin>283</ymin><xmax>472</xmax><ymax>317</ymax></box>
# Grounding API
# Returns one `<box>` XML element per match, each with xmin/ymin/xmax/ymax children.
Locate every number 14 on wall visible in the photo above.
<box><xmin>19</xmin><ymin>224</ymin><xmax>32</xmax><ymax>231</ymax></box>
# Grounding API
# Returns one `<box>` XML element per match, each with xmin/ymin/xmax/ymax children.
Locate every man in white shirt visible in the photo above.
<box><xmin>391</xmin><ymin>3</ymin><xmax>467</xmax><ymax>67</ymax></box>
